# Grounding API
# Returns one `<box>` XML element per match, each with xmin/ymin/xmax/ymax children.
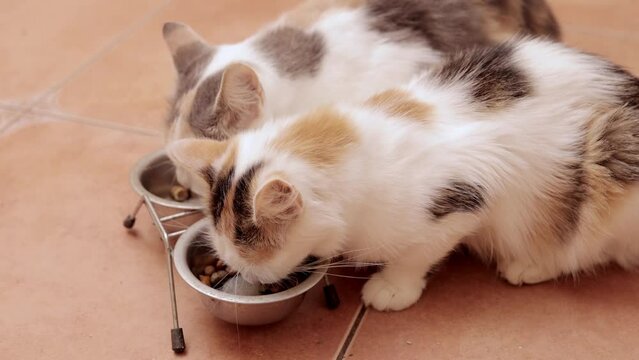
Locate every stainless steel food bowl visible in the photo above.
<box><xmin>174</xmin><ymin>219</ymin><xmax>327</xmax><ymax>326</ymax></box>
<box><xmin>129</xmin><ymin>149</ymin><xmax>204</xmax><ymax>211</ymax></box>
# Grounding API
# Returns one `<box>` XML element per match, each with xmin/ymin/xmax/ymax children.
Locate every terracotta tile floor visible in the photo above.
<box><xmin>1</xmin><ymin>1</ymin><xmax>638</xmax><ymax>359</ymax></box>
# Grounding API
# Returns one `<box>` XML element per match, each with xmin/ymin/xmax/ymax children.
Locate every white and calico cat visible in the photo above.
<box><xmin>162</xmin><ymin>0</ymin><xmax>560</xmax><ymax>195</ymax></box>
<box><xmin>168</xmin><ymin>38</ymin><xmax>639</xmax><ymax>311</ymax></box>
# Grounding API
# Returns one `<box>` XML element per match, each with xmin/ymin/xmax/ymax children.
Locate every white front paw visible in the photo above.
<box><xmin>501</xmin><ymin>261</ymin><xmax>555</xmax><ymax>286</ymax></box>
<box><xmin>361</xmin><ymin>272</ymin><xmax>425</xmax><ymax>311</ymax></box>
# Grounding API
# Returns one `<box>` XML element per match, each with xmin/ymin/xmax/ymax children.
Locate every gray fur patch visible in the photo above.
<box><xmin>165</xmin><ymin>45</ymin><xmax>215</xmax><ymax>125</ymax></box>
<box><xmin>521</xmin><ymin>0</ymin><xmax>561</xmax><ymax>40</ymax></box>
<box><xmin>431</xmin><ymin>43</ymin><xmax>532</xmax><ymax>109</ymax></box>
<box><xmin>172</xmin><ymin>42</ymin><xmax>211</xmax><ymax>76</ymax></box>
<box><xmin>429</xmin><ymin>181</ymin><xmax>485</xmax><ymax>219</ymax></box>
<box><xmin>256</xmin><ymin>26</ymin><xmax>325</xmax><ymax>78</ymax></box>
<box><xmin>187</xmin><ymin>72</ymin><xmax>225</xmax><ymax>139</ymax></box>
<box><xmin>609</xmin><ymin>65</ymin><xmax>639</xmax><ymax>110</ymax></box>
<box><xmin>366</xmin><ymin>0</ymin><xmax>489</xmax><ymax>53</ymax></box>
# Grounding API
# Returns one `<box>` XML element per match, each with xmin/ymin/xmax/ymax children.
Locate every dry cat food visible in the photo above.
<box><xmin>191</xmin><ymin>253</ymin><xmax>312</xmax><ymax>295</ymax></box>
<box><xmin>170</xmin><ymin>185</ymin><xmax>190</xmax><ymax>202</ymax></box>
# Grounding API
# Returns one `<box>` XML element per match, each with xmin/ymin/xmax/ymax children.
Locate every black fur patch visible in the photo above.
<box><xmin>199</xmin><ymin>167</ymin><xmax>217</xmax><ymax>187</ymax></box>
<box><xmin>432</xmin><ymin>43</ymin><xmax>532</xmax><ymax>109</ymax></box>
<box><xmin>210</xmin><ymin>167</ymin><xmax>234</xmax><ymax>225</ymax></box>
<box><xmin>429</xmin><ymin>181</ymin><xmax>485</xmax><ymax>219</ymax></box>
<box><xmin>256</xmin><ymin>27</ymin><xmax>325</xmax><ymax>78</ymax></box>
<box><xmin>366</xmin><ymin>0</ymin><xmax>489</xmax><ymax>53</ymax></box>
<box><xmin>232</xmin><ymin>163</ymin><xmax>264</xmax><ymax>244</ymax></box>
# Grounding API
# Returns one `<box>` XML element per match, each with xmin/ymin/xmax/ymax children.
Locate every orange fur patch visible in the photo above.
<box><xmin>217</xmin><ymin>142</ymin><xmax>239</xmax><ymax>234</ymax></box>
<box><xmin>238</xmin><ymin>237</ymin><xmax>277</xmax><ymax>263</ymax></box>
<box><xmin>171</xmin><ymin>138</ymin><xmax>229</xmax><ymax>172</ymax></box>
<box><xmin>582</xmin><ymin>107</ymin><xmax>627</xmax><ymax>220</ymax></box>
<box><xmin>281</xmin><ymin>0</ymin><xmax>365</xmax><ymax>28</ymax></box>
<box><xmin>274</xmin><ymin>107</ymin><xmax>358</xmax><ymax>167</ymax></box>
<box><xmin>366</xmin><ymin>89</ymin><xmax>432</xmax><ymax>122</ymax></box>
<box><xmin>498</xmin><ymin>107</ymin><xmax>630</xmax><ymax>264</ymax></box>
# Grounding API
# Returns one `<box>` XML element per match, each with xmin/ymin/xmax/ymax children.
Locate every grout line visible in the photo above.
<box><xmin>34</xmin><ymin>0</ymin><xmax>172</xmax><ymax>101</ymax></box>
<box><xmin>0</xmin><ymin>0</ymin><xmax>172</xmax><ymax>137</ymax></box>
<box><xmin>334</xmin><ymin>304</ymin><xmax>368</xmax><ymax>360</ymax></box>
<box><xmin>0</xmin><ymin>108</ymin><xmax>31</xmax><ymax>134</ymax></box>
<box><xmin>0</xmin><ymin>102</ymin><xmax>28</xmax><ymax>112</ymax></box>
<box><xmin>33</xmin><ymin>108</ymin><xmax>162</xmax><ymax>137</ymax></box>
<box><xmin>0</xmin><ymin>0</ymin><xmax>172</xmax><ymax>136</ymax></box>
<box><xmin>0</xmin><ymin>106</ymin><xmax>162</xmax><ymax>138</ymax></box>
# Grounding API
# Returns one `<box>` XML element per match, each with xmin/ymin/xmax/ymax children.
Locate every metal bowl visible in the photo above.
<box><xmin>174</xmin><ymin>219</ymin><xmax>327</xmax><ymax>326</ymax></box>
<box><xmin>129</xmin><ymin>149</ymin><xmax>204</xmax><ymax>211</ymax></box>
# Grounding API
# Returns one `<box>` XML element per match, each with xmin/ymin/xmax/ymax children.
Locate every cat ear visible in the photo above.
<box><xmin>218</xmin><ymin>63</ymin><xmax>264</xmax><ymax>132</ymax></box>
<box><xmin>162</xmin><ymin>22</ymin><xmax>213</xmax><ymax>74</ymax></box>
<box><xmin>254</xmin><ymin>178</ymin><xmax>303</xmax><ymax>225</ymax></box>
<box><xmin>166</xmin><ymin>139</ymin><xmax>228</xmax><ymax>174</ymax></box>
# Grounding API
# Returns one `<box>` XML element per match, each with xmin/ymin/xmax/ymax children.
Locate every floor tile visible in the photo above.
<box><xmin>184</xmin><ymin>267</ymin><xmax>366</xmax><ymax>360</ymax></box>
<box><xmin>0</xmin><ymin>118</ymin><xmax>363</xmax><ymax>359</ymax></box>
<box><xmin>562</xmin><ymin>27</ymin><xmax>639</xmax><ymax>75</ymax></box>
<box><xmin>550</xmin><ymin>0</ymin><xmax>639</xmax><ymax>35</ymax></box>
<box><xmin>347</xmin><ymin>254</ymin><xmax>639</xmax><ymax>360</ymax></box>
<box><xmin>0</xmin><ymin>0</ymin><xmax>165</xmax><ymax>102</ymax></box>
<box><xmin>0</xmin><ymin>109</ymin><xmax>16</xmax><ymax>131</ymax></box>
<box><xmin>55</xmin><ymin>0</ymin><xmax>301</xmax><ymax>132</ymax></box>
<box><xmin>0</xmin><ymin>119</ymin><xmax>161</xmax><ymax>359</ymax></box>
<box><xmin>3</xmin><ymin>1</ymin><xmax>639</xmax><ymax>359</ymax></box>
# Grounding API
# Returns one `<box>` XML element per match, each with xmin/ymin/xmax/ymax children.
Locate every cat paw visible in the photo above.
<box><xmin>361</xmin><ymin>272</ymin><xmax>425</xmax><ymax>311</ymax></box>
<box><xmin>501</xmin><ymin>262</ymin><xmax>555</xmax><ymax>285</ymax></box>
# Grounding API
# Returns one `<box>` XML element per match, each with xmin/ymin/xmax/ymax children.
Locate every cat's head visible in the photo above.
<box><xmin>162</xmin><ymin>22</ymin><xmax>266</xmax><ymax>191</ymax></box>
<box><xmin>167</xmin><ymin>137</ymin><xmax>345</xmax><ymax>283</ymax></box>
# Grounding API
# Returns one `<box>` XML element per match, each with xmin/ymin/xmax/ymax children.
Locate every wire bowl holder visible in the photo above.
<box><xmin>123</xmin><ymin>149</ymin><xmax>204</xmax><ymax>353</ymax></box>
<box><xmin>123</xmin><ymin>149</ymin><xmax>340</xmax><ymax>353</ymax></box>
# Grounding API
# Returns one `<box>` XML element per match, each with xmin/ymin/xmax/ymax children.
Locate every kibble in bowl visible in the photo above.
<box><xmin>129</xmin><ymin>149</ymin><xmax>202</xmax><ymax>210</ymax></box>
<box><xmin>190</xmin><ymin>248</ymin><xmax>314</xmax><ymax>296</ymax></box>
<box><xmin>174</xmin><ymin>219</ymin><xmax>327</xmax><ymax>326</ymax></box>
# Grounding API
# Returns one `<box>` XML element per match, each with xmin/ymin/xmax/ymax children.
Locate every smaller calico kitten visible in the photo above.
<box><xmin>168</xmin><ymin>38</ymin><xmax>639</xmax><ymax>311</ymax></box>
<box><xmin>162</xmin><ymin>0</ymin><xmax>561</xmax><ymax>194</ymax></box>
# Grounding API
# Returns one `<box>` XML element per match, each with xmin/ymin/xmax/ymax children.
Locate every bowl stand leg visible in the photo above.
<box><xmin>143</xmin><ymin>195</ymin><xmax>187</xmax><ymax>353</ymax></box>
<box><xmin>122</xmin><ymin>197</ymin><xmax>144</xmax><ymax>229</ymax></box>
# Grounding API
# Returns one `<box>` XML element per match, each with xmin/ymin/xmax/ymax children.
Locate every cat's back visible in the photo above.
<box><xmin>280</xmin><ymin>0</ymin><xmax>561</xmax><ymax>47</ymax></box>
<box><xmin>411</xmin><ymin>38</ymin><xmax>639</xmax><ymax>120</ymax></box>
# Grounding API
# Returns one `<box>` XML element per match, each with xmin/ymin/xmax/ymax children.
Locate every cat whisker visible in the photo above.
<box><xmin>302</xmin><ymin>271</ymin><xmax>374</xmax><ymax>280</ymax></box>
<box><xmin>233</xmin><ymin>266</ymin><xmax>243</xmax><ymax>350</ymax></box>
<box><xmin>297</xmin><ymin>262</ymin><xmax>383</xmax><ymax>271</ymax></box>
<box><xmin>212</xmin><ymin>270</ymin><xmax>233</xmax><ymax>289</ymax></box>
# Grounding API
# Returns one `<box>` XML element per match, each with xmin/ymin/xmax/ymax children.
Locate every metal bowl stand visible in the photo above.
<box><xmin>122</xmin><ymin>195</ymin><xmax>341</xmax><ymax>353</ymax></box>
<box><xmin>123</xmin><ymin>195</ymin><xmax>200</xmax><ymax>353</ymax></box>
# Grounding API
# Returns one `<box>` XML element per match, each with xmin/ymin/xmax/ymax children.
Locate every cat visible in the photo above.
<box><xmin>162</xmin><ymin>0</ymin><xmax>561</xmax><ymax>196</ymax></box>
<box><xmin>167</xmin><ymin>37</ymin><xmax>639</xmax><ymax>311</ymax></box>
